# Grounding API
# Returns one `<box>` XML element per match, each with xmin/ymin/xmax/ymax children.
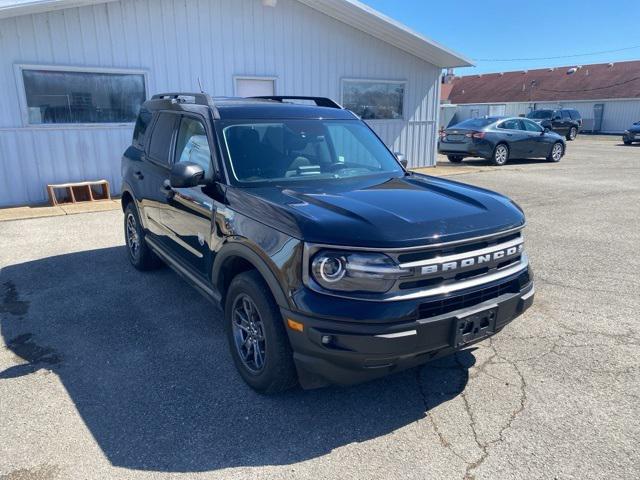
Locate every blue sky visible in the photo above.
<box><xmin>360</xmin><ymin>0</ymin><xmax>640</xmax><ymax>75</ymax></box>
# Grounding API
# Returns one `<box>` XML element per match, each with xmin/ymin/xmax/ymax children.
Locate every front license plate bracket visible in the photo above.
<box><xmin>453</xmin><ymin>307</ymin><xmax>498</xmax><ymax>348</ymax></box>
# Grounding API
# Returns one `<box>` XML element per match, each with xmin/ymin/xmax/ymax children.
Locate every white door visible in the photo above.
<box><xmin>235</xmin><ymin>78</ymin><xmax>275</xmax><ymax>97</ymax></box>
<box><xmin>489</xmin><ymin>104</ymin><xmax>506</xmax><ymax>116</ymax></box>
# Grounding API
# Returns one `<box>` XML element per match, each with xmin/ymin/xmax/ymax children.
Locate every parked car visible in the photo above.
<box><xmin>121</xmin><ymin>93</ymin><xmax>534</xmax><ymax>393</ymax></box>
<box><xmin>622</xmin><ymin>121</ymin><xmax>640</xmax><ymax>145</ymax></box>
<box><xmin>526</xmin><ymin>109</ymin><xmax>581</xmax><ymax>140</ymax></box>
<box><xmin>439</xmin><ymin>117</ymin><xmax>565</xmax><ymax>166</ymax></box>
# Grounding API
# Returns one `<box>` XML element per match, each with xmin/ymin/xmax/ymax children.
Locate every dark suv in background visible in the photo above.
<box><xmin>527</xmin><ymin>109</ymin><xmax>582</xmax><ymax>140</ymax></box>
<box><xmin>121</xmin><ymin>93</ymin><xmax>534</xmax><ymax>393</ymax></box>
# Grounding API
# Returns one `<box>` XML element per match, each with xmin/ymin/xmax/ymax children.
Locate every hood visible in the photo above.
<box><xmin>627</xmin><ymin>124</ymin><xmax>640</xmax><ymax>133</ymax></box>
<box><xmin>226</xmin><ymin>174</ymin><xmax>525</xmax><ymax>248</ymax></box>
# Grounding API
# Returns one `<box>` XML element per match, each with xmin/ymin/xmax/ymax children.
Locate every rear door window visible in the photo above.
<box><xmin>148</xmin><ymin>113</ymin><xmax>177</xmax><ymax>165</ymax></box>
<box><xmin>498</xmin><ymin>119</ymin><xmax>522</xmax><ymax>130</ymax></box>
<box><xmin>561</xmin><ymin>110</ymin><xmax>571</xmax><ymax>119</ymax></box>
<box><xmin>569</xmin><ymin>110</ymin><xmax>581</xmax><ymax>120</ymax></box>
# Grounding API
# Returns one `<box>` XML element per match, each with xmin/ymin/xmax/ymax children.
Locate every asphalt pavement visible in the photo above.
<box><xmin>1</xmin><ymin>135</ymin><xmax>638</xmax><ymax>479</ymax></box>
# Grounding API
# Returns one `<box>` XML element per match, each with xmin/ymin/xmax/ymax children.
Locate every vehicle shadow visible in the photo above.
<box><xmin>0</xmin><ymin>247</ymin><xmax>474</xmax><ymax>473</ymax></box>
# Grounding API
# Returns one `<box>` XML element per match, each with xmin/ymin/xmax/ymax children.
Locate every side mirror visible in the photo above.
<box><xmin>170</xmin><ymin>161</ymin><xmax>206</xmax><ymax>188</ymax></box>
<box><xmin>553</xmin><ymin>116</ymin><xmax>561</xmax><ymax>121</ymax></box>
<box><xmin>395</xmin><ymin>152</ymin><xmax>408</xmax><ymax>168</ymax></box>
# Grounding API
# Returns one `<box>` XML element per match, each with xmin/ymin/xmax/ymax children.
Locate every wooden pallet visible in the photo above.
<box><xmin>46</xmin><ymin>180</ymin><xmax>111</xmax><ymax>206</ymax></box>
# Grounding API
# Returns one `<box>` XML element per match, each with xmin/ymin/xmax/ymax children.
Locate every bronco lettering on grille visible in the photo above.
<box><xmin>420</xmin><ymin>244</ymin><xmax>523</xmax><ymax>276</ymax></box>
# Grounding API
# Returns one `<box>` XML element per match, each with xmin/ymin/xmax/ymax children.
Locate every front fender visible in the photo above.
<box><xmin>212</xmin><ymin>238</ymin><xmax>302</xmax><ymax>309</ymax></box>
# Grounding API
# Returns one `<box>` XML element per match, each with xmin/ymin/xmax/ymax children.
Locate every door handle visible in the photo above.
<box><xmin>134</xmin><ymin>171</ymin><xmax>144</xmax><ymax>180</ymax></box>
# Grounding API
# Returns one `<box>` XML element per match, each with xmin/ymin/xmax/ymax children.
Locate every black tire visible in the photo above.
<box><xmin>124</xmin><ymin>202</ymin><xmax>163</xmax><ymax>270</ymax></box>
<box><xmin>447</xmin><ymin>155</ymin><xmax>464</xmax><ymax>163</ymax></box>
<box><xmin>224</xmin><ymin>270</ymin><xmax>297</xmax><ymax>394</ymax></box>
<box><xmin>547</xmin><ymin>142</ymin><xmax>564</xmax><ymax>162</ymax></box>
<box><xmin>566</xmin><ymin>127</ymin><xmax>577</xmax><ymax>141</ymax></box>
<box><xmin>491</xmin><ymin>143</ymin><xmax>509</xmax><ymax>166</ymax></box>
<box><xmin>623</xmin><ymin>139</ymin><xmax>632</xmax><ymax>145</ymax></box>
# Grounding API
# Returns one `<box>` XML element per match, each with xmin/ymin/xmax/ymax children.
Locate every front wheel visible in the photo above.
<box><xmin>566</xmin><ymin>127</ymin><xmax>577</xmax><ymax>141</ymax></box>
<box><xmin>547</xmin><ymin>142</ymin><xmax>564</xmax><ymax>162</ymax></box>
<box><xmin>623</xmin><ymin>138</ymin><xmax>632</xmax><ymax>145</ymax></box>
<box><xmin>224</xmin><ymin>271</ymin><xmax>298</xmax><ymax>394</ymax></box>
<box><xmin>124</xmin><ymin>203</ymin><xmax>163</xmax><ymax>270</ymax></box>
<box><xmin>491</xmin><ymin>144</ymin><xmax>509</xmax><ymax>166</ymax></box>
<box><xmin>447</xmin><ymin>155</ymin><xmax>464</xmax><ymax>163</ymax></box>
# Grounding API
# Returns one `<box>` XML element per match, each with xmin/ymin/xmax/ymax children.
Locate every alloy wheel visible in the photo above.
<box><xmin>232</xmin><ymin>294</ymin><xmax>267</xmax><ymax>373</ymax></box>
<box><xmin>494</xmin><ymin>145</ymin><xmax>508</xmax><ymax>165</ymax></box>
<box><xmin>569</xmin><ymin>128</ymin><xmax>577</xmax><ymax>140</ymax></box>
<box><xmin>126</xmin><ymin>213</ymin><xmax>140</xmax><ymax>258</ymax></box>
<box><xmin>552</xmin><ymin>143</ymin><xmax>563</xmax><ymax>161</ymax></box>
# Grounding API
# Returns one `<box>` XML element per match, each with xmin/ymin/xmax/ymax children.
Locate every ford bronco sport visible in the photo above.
<box><xmin>121</xmin><ymin>93</ymin><xmax>534</xmax><ymax>393</ymax></box>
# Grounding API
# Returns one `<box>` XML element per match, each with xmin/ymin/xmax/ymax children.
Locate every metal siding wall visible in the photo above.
<box><xmin>535</xmin><ymin>100</ymin><xmax>640</xmax><ymax>132</ymax></box>
<box><xmin>0</xmin><ymin>0</ymin><xmax>440</xmax><ymax>206</ymax></box>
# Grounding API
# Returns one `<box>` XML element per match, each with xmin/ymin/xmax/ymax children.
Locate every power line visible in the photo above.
<box><xmin>474</xmin><ymin>45</ymin><xmax>640</xmax><ymax>62</ymax></box>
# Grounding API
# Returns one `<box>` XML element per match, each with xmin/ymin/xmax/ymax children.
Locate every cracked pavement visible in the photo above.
<box><xmin>1</xmin><ymin>136</ymin><xmax>639</xmax><ymax>479</ymax></box>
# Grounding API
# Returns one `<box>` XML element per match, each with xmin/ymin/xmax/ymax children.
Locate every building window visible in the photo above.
<box><xmin>342</xmin><ymin>79</ymin><xmax>405</xmax><ymax>120</ymax></box>
<box><xmin>235</xmin><ymin>76</ymin><xmax>276</xmax><ymax>97</ymax></box>
<box><xmin>18</xmin><ymin>66</ymin><xmax>146</xmax><ymax>125</ymax></box>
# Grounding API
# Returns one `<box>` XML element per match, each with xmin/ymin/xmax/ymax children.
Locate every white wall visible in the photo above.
<box><xmin>0</xmin><ymin>0</ymin><xmax>441</xmax><ymax>207</ymax></box>
<box><xmin>450</xmin><ymin>100</ymin><xmax>639</xmax><ymax>133</ymax></box>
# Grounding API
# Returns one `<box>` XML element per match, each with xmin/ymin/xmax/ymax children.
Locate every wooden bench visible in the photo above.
<box><xmin>46</xmin><ymin>180</ymin><xmax>111</xmax><ymax>206</ymax></box>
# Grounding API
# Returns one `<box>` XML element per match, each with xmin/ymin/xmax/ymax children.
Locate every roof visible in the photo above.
<box><xmin>143</xmin><ymin>95</ymin><xmax>358</xmax><ymax>120</ymax></box>
<box><xmin>0</xmin><ymin>0</ymin><xmax>471</xmax><ymax>68</ymax></box>
<box><xmin>448</xmin><ymin>60</ymin><xmax>640</xmax><ymax>104</ymax></box>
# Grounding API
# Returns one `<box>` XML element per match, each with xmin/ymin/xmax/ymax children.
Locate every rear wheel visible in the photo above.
<box><xmin>547</xmin><ymin>142</ymin><xmax>564</xmax><ymax>162</ymax></box>
<box><xmin>224</xmin><ymin>270</ymin><xmax>297</xmax><ymax>394</ymax></box>
<box><xmin>566</xmin><ymin>127</ymin><xmax>577</xmax><ymax>141</ymax></box>
<box><xmin>491</xmin><ymin>144</ymin><xmax>509</xmax><ymax>166</ymax></box>
<box><xmin>447</xmin><ymin>155</ymin><xmax>464</xmax><ymax>163</ymax></box>
<box><xmin>124</xmin><ymin>203</ymin><xmax>163</xmax><ymax>270</ymax></box>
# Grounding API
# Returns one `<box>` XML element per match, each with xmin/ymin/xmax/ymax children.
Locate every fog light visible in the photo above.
<box><xmin>321</xmin><ymin>335</ymin><xmax>332</xmax><ymax>345</ymax></box>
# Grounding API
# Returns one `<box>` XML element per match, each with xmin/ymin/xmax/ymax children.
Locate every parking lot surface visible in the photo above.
<box><xmin>1</xmin><ymin>136</ymin><xmax>639</xmax><ymax>479</ymax></box>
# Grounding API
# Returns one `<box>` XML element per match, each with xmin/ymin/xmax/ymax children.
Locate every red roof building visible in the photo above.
<box><xmin>442</xmin><ymin>60</ymin><xmax>640</xmax><ymax>133</ymax></box>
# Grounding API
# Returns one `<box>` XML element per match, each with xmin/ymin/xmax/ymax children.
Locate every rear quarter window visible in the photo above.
<box><xmin>147</xmin><ymin>113</ymin><xmax>176</xmax><ymax>165</ymax></box>
<box><xmin>569</xmin><ymin>110</ymin><xmax>581</xmax><ymax>120</ymax></box>
<box><xmin>132</xmin><ymin>109</ymin><xmax>152</xmax><ymax>148</ymax></box>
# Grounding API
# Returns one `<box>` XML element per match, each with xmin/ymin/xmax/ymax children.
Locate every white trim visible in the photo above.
<box><xmin>0</xmin><ymin>0</ymin><xmax>472</xmax><ymax>68</ymax></box>
<box><xmin>233</xmin><ymin>75</ymin><xmax>278</xmax><ymax>97</ymax></box>
<box><xmin>341</xmin><ymin>77</ymin><xmax>408</xmax><ymax>121</ymax></box>
<box><xmin>13</xmin><ymin>63</ymin><xmax>149</xmax><ymax>128</ymax></box>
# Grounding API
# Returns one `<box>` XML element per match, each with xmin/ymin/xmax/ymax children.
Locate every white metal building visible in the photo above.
<box><xmin>0</xmin><ymin>0</ymin><xmax>470</xmax><ymax>207</ymax></box>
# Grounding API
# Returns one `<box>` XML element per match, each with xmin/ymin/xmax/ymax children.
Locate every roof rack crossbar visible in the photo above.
<box><xmin>250</xmin><ymin>96</ymin><xmax>343</xmax><ymax>109</ymax></box>
<box><xmin>151</xmin><ymin>92</ymin><xmax>212</xmax><ymax>106</ymax></box>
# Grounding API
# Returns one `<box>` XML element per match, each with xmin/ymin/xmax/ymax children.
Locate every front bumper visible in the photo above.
<box><xmin>282</xmin><ymin>270</ymin><xmax>534</xmax><ymax>388</ymax></box>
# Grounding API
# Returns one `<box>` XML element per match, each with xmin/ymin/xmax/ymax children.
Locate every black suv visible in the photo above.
<box><xmin>526</xmin><ymin>109</ymin><xmax>582</xmax><ymax>140</ymax></box>
<box><xmin>122</xmin><ymin>93</ymin><xmax>534</xmax><ymax>393</ymax></box>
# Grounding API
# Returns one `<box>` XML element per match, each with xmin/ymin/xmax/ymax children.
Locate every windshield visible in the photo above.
<box><xmin>220</xmin><ymin>119</ymin><xmax>403</xmax><ymax>184</ymax></box>
<box><xmin>452</xmin><ymin>118</ymin><xmax>496</xmax><ymax>129</ymax></box>
<box><xmin>527</xmin><ymin>110</ymin><xmax>552</xmax><ymax>119</ymax></box>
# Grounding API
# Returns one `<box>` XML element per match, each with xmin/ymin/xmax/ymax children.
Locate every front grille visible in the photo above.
<box><xmin>417</xmin><ymin>276</ymin><xmax>523</xmax><ymax>319</ymax></box>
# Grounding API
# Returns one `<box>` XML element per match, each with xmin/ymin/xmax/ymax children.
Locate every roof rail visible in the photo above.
<box><xmin>250</xmin><ymin>96</ymin><xmax>343</xmax><ymax>109</ymax></box>
<box><xmin>151</xmin><ymin>92</ymin><xmax>212</xmax><ymax>106</ymax></box>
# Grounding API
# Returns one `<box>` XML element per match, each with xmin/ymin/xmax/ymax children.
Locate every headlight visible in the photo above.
<box><xmin>624</xmin><ymin>130</ymin><xmax>630</xmax><ymax>134</ymax></box>
<box><xmin>310</xmin><ymin>250</ymin><xmax>407</xmax><ymax>293</ymax></box>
